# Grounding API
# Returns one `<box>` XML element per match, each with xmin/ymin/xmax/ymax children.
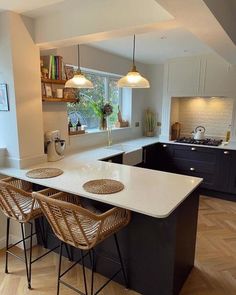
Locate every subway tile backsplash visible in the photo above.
<box><xmin>171</xmin><ymin>97</ymin><xmax>234</xmax><ymax>139</ymax></box>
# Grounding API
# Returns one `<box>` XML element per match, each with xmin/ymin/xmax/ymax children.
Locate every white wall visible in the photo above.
<box><xmin>0</xmin><ymin>11</ymin><xmax>46</xmax><ymax>168</ymax></box>
<box><xmin>145</xmin><ymin>64</ymin><xmax>164</xmax><ymax>135</ymax></box>
<box><xmin>41</xmin><ymin>45</ymin><xmax>152</xmax><ymax>151</ymax></box>
<box><xmin>0</xmin><ymin>12</ymin><xmax>20</xmax><ymax>163</ymax></box>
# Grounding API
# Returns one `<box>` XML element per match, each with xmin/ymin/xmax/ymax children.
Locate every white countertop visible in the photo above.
<box><xmin>0</xmin><ymin>137</ymin><xmax>202</xmax><ymax>219</ymax></box>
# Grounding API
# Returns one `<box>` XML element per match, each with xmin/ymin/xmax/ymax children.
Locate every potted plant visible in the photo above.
<box><xmin>144</xmin><ymin>108</ymin><xmax>156</xmax><ymax>137</ymax></box>
<box><xmin>88</xmin><ymin>97</ymin><xmax>113</xmax><ymax>130</ymax></box>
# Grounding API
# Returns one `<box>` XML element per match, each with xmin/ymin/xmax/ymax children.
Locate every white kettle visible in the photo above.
<box><xmin>193</xmin><ymin>126</ymin><xmax>206</xmax><ymax>140</ymax></box>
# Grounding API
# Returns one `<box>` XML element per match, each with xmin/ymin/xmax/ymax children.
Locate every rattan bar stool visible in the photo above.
<box><xmin>33</xmin><ymin>191</ymin><xmax>131</xmax><ymax>295</ymax></box>
<box><xmin>0</xmin><ymin>177</ymin><xmax>69</xmax><ymax>289</ymax></box>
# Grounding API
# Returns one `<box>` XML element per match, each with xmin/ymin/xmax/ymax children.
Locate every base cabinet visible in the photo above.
<box><xmin>142</xmin><ymin>143</ymin><xmax>159</xmax><ymax>169</ymax></box>
<box><xmin>101</xmin><ymin>154</ymin><xmax>123</xmax><ymax>164</ymax></box>
<box><xmin>171</xmin><ymin>145</ymin><xmax>220</xmax><ymax>190</ymax></box>
<box><xmin>143</xmin><ymin>142</ymin><xmax>236</xmax><ymax>196</ymax></box>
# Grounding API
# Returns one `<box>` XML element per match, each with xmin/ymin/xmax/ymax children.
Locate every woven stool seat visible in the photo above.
<box><xmin>33</xmin><ymin>192</ymin><xmax>130</xmax><ymax>250</ymax></box>
<box><xmin>0</xmin><ymin>177</ymin><xmax>65</xmax><ymax>290</ymax></box>
<box><xmin>0</xmin><ymin>177</ymin><xmax>59</xmax><ymax>223</ymax></box>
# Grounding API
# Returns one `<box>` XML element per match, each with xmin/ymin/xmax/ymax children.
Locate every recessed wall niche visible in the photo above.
<box><xmin>170</xmin><ymin>97</ymin><xmax>234</xmax><ymax>139</ymax></box>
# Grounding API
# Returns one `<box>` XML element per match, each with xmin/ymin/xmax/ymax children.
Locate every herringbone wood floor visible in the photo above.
<box><xmin>0</xmin><ymin>196</ymin><xmax>236</xmax><ymax>294</ymax></box>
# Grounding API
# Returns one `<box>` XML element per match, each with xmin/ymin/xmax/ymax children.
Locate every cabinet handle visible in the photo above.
<box><xmin>190</xmin><ymin>167</ymin><xmax>195</xmax><ymax>171</ymax></box>
<box><xmin>143</xmin><ymin>149</ymin><xmax>147</xmax><ymax>164</ymax></box>
<box><xmin>163</xmin><ymin>144</ymin><xmax>167</xmax><ymax>148</ymax></box>
<box><xmin>224</xmin><ymin>151</ymin><xmax>230</xmax><ymax>155</ymax></box>
<box><xmin>191</xmin><ymin>147</ymin><xmax>196</xmax><ymax>151</ymax></box>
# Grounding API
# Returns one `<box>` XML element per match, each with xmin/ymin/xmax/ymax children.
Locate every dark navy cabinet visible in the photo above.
<box><xmin>101</xmin><ymin>153</ymin><xmax>123</xmax><ymax>164</ymax></box>
<box><xmin>170</xmin><ymin>145</ymin><xmax>220</xmax><ymax>190</ymax></box>
<box><xmin>143</xmin><ymin>142</ymin><xmax>236</xmax><ymax>196</ymax></box>
<box><xmin>142</xmin><ymin>143</ymin><xmax>159</xmax><ymax>169</ymax></box>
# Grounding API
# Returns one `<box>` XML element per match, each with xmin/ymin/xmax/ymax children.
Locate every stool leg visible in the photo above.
<box><xmin>114</xmin><ymin>233</ymin><xmax>128</xmax><ymax>288</ymax></box>
<box><xmin>57</xmin><ymin>241</ymin><xmax>63</xmax><ymax>295</ymax></box>
<box><xmin>80</xmin><ymin>249</ymin><xmax>88</xmax><ymax>295</ymax></box>
<box><xmin>37</xmin><ymin>217</ymin><xmax>46</xmax><ymax>248</ymax></box>
<box><xmin>21</xmin><ymin>223</ymin><xmax>30</xmax><ymax>289</ymax></box>
<box><xmin>64</xmin><ymin>243</ymin><xmax>72</xmax><ymax>261</ymax></box>
<box><xmin>5</xmin><ymin>218</ymin><xmax>10</xmax><ymax>274</ymax></box>
<box><xmin>28</xmin><ymin>222</ymin><xmax>33</xmax><ymax>289</ymax></box>
<box><xmin>90</xmin><ymin>249</ymin><xmax>95</xmax><ymax>295</ymax></box>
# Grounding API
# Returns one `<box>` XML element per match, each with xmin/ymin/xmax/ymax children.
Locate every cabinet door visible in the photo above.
<box><xmin>171</xmin><ymin>145</ymin><xmax>220</xmax><ymax>190</ymax></box>
<box><xmin>217</xmin><ymin>150</ymin><xmax>232</xmax><ymax>193</ymax></box>
<box><xmin>155</xmin><ymin>143</ymin><xmax>174</xmax><ymax>172</ymax></box>
<box><xmin>228</xmin><ymin>151</ymin><xmax>236</xmax><ymax>194</ymax></box>
<box><xmin>142</xmin><ymin>144</ymin><xmax>159</xmax><ymax>170</ymax></box>
<box><xmin>167</xmin><ymin>57</ymin><xmax>201</xmax><ymax>96</ymax></box>
<box><xmin>203</xmin><ymin>55</ymin><xmax>235</xmax><ymax>97</ymax></box>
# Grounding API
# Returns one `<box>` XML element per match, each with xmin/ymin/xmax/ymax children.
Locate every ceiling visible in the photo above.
<box><xmin>0</xmin><ymin>0</ymin><xmax>235</xmax><ymax>64</ymax></box>
<box><xmin>88</xmin><ymin>28</ymin><xmax>213</xmax><ymax>64</ymax></box>
<box><xmin>0</xmin><ymin>0</ymin><xmax>64</xmax><ymax>13</ymax></box>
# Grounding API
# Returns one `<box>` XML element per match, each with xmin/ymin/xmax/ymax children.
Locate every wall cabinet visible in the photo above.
<box><xmin>202</xmin><ymin>55</ymin><xmax>236</xmax><ymax>97</ymax></box>
<box><xmin>167</xmin><ymin>57</ymin><xmax>201</xmax><ymax>97</ymax></box>
<box><xmin>165</xmin><ymin>54</ymin><xmax>236</xmax><ymax>97</ymax></box>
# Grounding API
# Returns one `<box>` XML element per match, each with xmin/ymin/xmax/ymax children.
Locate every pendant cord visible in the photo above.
<box><xmin>132</xmin><ymin>34</ymin><xmax>136</xmax><ymax>67</ymax></box>
<box><xmin>77</xmin><ymin>44</ymin><xmax>80</xmax><ymax>71</ymax></box>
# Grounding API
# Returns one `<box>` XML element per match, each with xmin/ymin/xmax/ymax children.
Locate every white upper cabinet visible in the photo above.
<box><xmin>202</xmin><ymin>55</ymin><xmax>235</xmax><ymax>97</ymax></box>
<box><xmin>165</xmin><ymin>54</ymin><xmax>236</xmax><ymax>97</ymax></box>
<box><xmin>167</xmin><ymin>57</ymin><xmax>201</xmax><ymax>97</ymax></box>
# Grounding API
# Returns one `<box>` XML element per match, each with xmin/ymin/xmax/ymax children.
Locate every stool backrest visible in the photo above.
<box><xmin>0</xmin><ymin>180</ymin><xmax>34</xmax><ymax>222</ymax></box>
<box><xmin>33</xmin><ymin>192</ymin><xmax>130</xmax><ymax>250</ymax></box>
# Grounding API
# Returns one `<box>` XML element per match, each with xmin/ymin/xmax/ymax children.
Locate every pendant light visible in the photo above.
<box><xmin>65</xmin><ymin>44</ymin><xmax>94</xmax><ymax>88</ymax></box>
<box><xmin>118</xmin><ymin>35</ymin><xmax>150</xmax><ymax>88</ymax></box>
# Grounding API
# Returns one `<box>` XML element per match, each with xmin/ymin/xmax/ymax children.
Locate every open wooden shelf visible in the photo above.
<box><xmin>41</xmin><ymin>78</ymin><xmax>67</xmax><ymax>85</ymax></box>
<box><xmin>42</xmin><ymin>96</ymin><xmax>77</xmax><ymax>103</ymax></box>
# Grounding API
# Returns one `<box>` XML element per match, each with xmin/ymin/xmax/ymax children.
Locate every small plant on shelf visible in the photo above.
<box><xmin>144</xmin><ymin>108</ymin><xmax>156</xmax><ymax>137</ymax></box>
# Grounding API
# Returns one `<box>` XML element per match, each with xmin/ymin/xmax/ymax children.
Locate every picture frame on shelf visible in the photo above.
<box><xmin>64</xmin><ymin>88</ymin><xmax>77</xmax><ymax>100</ymax></box>
<box><xmin>45</xmin><ymin>84</ymin><xmax>53</xmax><ymax>98</ymax></box>
<box><xmin>0</xmin><ymin>83</ymin><xmax>9</xmax><ymax>111</ymax></box>
<box><xmin>65</xmin><ymin>66</ymin><xmax>74</xmax><ymax>80</ymax></box>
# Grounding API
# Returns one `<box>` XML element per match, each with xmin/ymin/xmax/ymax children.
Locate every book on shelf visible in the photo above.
<box><xmin>41</xmin><ymin>55</ymin><xmax>64</xmax><ymax>80</ymax></box>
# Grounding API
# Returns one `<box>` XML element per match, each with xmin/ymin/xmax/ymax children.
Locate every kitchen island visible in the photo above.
<box><xmin>0</xmin><ymin>143</ymin><xmax>202</xmax><ymax>295</ymax></box>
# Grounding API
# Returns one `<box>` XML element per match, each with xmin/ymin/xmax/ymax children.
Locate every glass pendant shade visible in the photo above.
<box><xmin>117</xmin><ymin>66</ymin><xmax>150</xmax><ymax>88</ymax></box>
<box><xmin>65</xmin><ymin>70</ymin><xmax>94</xmax><ymax>88</ymax></box>
<box><xmin>118</xmin><ymin>35</ymin><xmax>150</xmax><ymax>89</ymax></box>
<box><xmin>65</xmin><ymin>45</ymin><xmax>94</xmax><ymax>89</ymax></box>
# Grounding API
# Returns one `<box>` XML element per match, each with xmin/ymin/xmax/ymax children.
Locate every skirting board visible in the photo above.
<box><xmin>4</xmin><ymin>153</ymin><xmax>47</xmax><ymax>169</ymax></box>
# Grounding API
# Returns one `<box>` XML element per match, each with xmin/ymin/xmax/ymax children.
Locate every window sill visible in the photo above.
<box><xmin>69</xmin><ymin>126</ymin><xmax>132</xmax><ymax>137</ymax></box>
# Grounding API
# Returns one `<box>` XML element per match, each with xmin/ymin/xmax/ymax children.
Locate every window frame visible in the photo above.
<box><xmin>67</xmin><ymin>66</ymin><xmax>123</xmax><ymax>130</ymax></box>
<box><xmin>81</xmin><ymin>68</ymin><xmax>122</xmax><ymax>109</ymax></box>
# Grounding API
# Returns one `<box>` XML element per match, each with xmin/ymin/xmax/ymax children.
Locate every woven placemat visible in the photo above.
<box><xmin>83</xmin><ymin>179</ymin><xmax>124</xmax><ymax>194</ymax></box>
<box><xmin>26</xmin><ymin>168</ymin><xmax>63</xmax><ymax>179</ymax></box>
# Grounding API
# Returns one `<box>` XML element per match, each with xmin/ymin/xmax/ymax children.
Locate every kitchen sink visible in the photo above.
<box><xmin>105</xmin><ymin>144</ymin><xmax>143</xmax><ymax>166</ymax></box>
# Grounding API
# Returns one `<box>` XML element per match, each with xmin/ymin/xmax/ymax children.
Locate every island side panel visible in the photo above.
<box><xmin>173</xmin><ymin>189</ymin><xmax>200</xmax><ymax>294</ymax></box>
<box><xmin>36</xmin><ymin>188</ymin><xmax>200</xmax><ymax>295</ymax></box>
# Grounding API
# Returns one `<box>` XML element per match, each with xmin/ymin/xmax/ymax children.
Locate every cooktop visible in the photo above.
<box><xmin>175</xmin><ymin>137</ymin><xmax>223</xmax><ymax>146</ymax></box>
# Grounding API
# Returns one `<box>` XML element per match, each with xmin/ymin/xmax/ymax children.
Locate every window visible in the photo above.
<box><xmin>67</xmin><ymin>69</ymin><xmax>122</xmax><ymax>131</ymax></box>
